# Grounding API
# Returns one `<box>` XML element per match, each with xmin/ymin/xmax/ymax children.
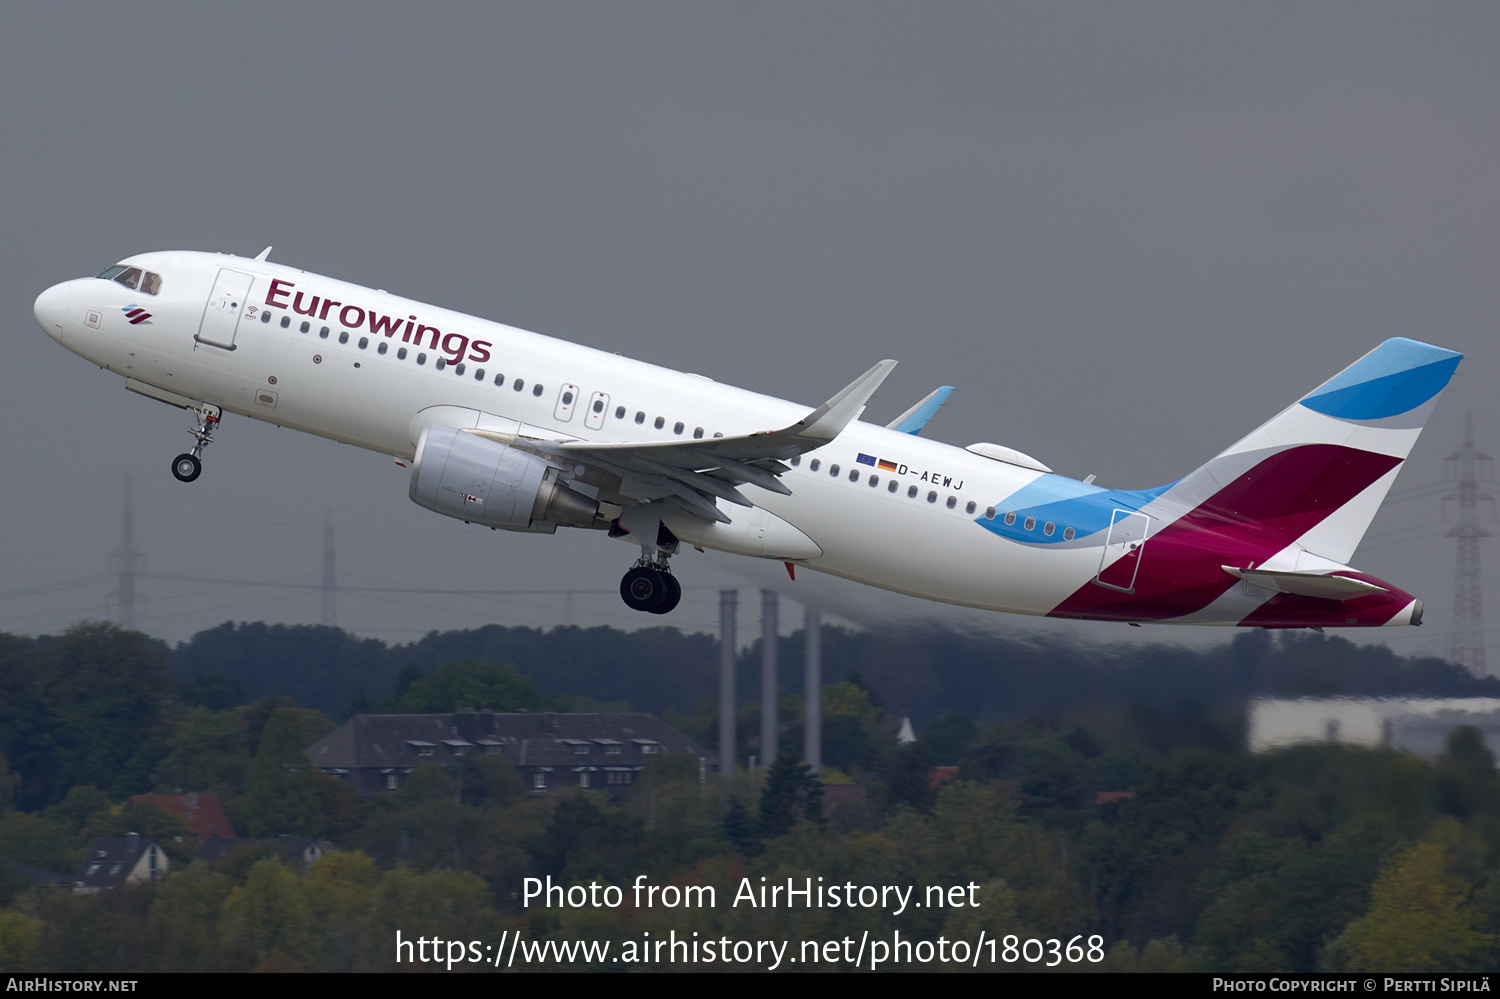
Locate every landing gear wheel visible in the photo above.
<box><xmin>172</xmin><ymin>453</ymin><xmax>202</xmax><ymax>482</ymax></box>
<box><xmin>650</xmin><ymin>573</ymin><xmax>682</xmax><ymax>615</ymax></box>
<box><xmin>621</xmin><ymin>566</ymin><xmax>668</xmax><ymax>613</ymax></box>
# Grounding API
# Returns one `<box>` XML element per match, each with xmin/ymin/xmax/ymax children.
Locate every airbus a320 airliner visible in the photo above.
<box><xmin>34</xmin><ymin>249</ymin><xmax>1461</xmax><ymax>627</ymax></box>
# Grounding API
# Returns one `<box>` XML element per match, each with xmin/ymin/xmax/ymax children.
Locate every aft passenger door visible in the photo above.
<box><xmin>1094</xmin><ymin>510</ymin><xmax>1150</xmax><ymax>593</ymax></box>
<box><xmin>196</xmin><ymin>268</ymin><xmax>253</xmax><ymax>350</ymax></box>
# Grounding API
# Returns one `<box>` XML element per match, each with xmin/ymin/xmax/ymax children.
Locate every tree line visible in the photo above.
<box><xmin>0</xmin><ymin>621</ymin><xmax>1494</xmax><ymax>971</ymax></box>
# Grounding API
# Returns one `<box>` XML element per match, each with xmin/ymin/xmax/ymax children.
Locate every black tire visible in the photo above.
<box><xmin>650</xmin><ymin>573</ymin><xmax>682</xmax><ymax>615</ymax></box>
<box><xmin>620</xmin><ymin>566</ymin><xmax>667</xmax><ymax>612</ymax></box>
<box><xmin>171</xmin><ymin>453</ymin><xmax>202</xmax><ymax>482</ymax></box>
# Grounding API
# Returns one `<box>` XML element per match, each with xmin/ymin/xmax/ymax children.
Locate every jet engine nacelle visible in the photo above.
<box><xmin>410</xmin><ymin>425</ymin><xmax>600</xmax><ymax>534</ymax></box>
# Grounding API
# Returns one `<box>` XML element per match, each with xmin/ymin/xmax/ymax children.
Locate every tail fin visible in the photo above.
<box><xmin>1174</xmin><ymin>337</ymin><xmax>1462</xmax><ymax>563</ymax></box>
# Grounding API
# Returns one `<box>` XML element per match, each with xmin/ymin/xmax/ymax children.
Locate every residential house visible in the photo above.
<box><xmin>306</xmin><ymin>711</ymin><xmax>711</xmax><ymax>796</ymax></box>
<box><xmin>72</xmin><ymin>834</ymin><xmax>168</xmax><ymax>893</ymax></box>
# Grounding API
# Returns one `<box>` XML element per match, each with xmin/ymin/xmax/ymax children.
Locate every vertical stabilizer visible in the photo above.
<box><xmin>1169</xmin><ymin>338</ymin><xmax>1462</xmax><ymax>564</ymax></box>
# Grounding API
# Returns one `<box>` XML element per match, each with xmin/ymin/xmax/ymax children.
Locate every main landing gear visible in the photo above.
<box><xmin>620</xmin><ymin>558</ymin><xmax>681</xmax><ymax>615</ymax></box>
<box><xmin>171</xmin><ymin>404</ymin><xmax>221</xmax><ymax>483</ymax></box>
<box><xmin>614</xmin><ymin>508</ymin><xmax>683</xmax><ymax>614</ymax></box>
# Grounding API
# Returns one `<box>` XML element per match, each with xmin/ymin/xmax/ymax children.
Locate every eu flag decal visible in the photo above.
<box><xmin>856</xmin><ymin>454</ymin><xmax>877</xmax><ymax>466</ymax></box>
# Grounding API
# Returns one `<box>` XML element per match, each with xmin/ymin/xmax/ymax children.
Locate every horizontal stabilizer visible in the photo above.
<box><xmin>1222</xmin><ymin>566</ymin><xmax>1388</xmax><ymax>601</ymax></box>
<box><xmin>887</xmin><ymin>385</ymin><xmax>954</xmax><ymax>435</ymax></box>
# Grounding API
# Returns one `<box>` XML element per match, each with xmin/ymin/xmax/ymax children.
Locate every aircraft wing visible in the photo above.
<box><xmin>547</xmin><ymin>359</ymin><xmax>897</xmax><ymax>523</ymax></box>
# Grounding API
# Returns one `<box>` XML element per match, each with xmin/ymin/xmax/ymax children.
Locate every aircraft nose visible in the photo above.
<box><xmin>34</xmin><ymin>282</ymin><xmax>70</xmax><ymax>339</ymax></box>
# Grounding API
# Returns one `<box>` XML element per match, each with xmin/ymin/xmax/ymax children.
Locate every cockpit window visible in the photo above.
<box><xmin>96</xmin><ymin>265</ymin><xmax>162</xmax><ymax>295</ymax></box>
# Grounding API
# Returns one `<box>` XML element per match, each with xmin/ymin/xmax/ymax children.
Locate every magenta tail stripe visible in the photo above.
<box><xmin>1049</xmin><ymin>445</ymin><xmax>1402</xmax><ymax>623</ymax></box>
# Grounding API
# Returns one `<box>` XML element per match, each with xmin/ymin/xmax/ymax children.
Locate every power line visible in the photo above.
<box><xmin>136</xmin><ymin>571</ymin><xmax>616</xmax><ymax>597</ymax></box>
<box><xmin>107</xmin><ymin>475</ymin><xmax>144</xmax><ymax>629</ymax></box>
<box><xmin>322</xmin><ymin>511</ymin><xmax>337</xmax><ymax>628</ymax></box>
<box><xmin>1443</xmin><ymin>411</ymin><xmax>1494</xmax><ymax>677</ymax></box>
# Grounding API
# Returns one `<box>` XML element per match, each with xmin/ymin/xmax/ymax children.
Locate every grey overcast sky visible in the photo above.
<box><xmin>3</xmin><ymin>3</ymin><xmax>1497</xmax><ymax>658</ymax></box>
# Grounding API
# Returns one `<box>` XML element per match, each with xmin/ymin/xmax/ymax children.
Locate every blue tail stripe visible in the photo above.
<box><xmin>1302</xmin><ymin>355</ymin><xmax>1461</xmax><ymax>421</ymax></box>
<box><xmin>1300</xmin><ymin>337</ymin><xmax>1462</xmax><ymax>421</ymax></box>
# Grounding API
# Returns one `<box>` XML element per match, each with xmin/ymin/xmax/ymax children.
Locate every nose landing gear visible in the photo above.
<box><xmin>171</xmin><ymin>404</ymin><xmax>221</xmax><ymax>483</ymax></box>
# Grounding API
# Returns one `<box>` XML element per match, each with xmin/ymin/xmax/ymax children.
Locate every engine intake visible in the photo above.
<box><xmin>409</xmin><ymin>426</ymin><xmax>600</xmax><ymax>533</ymax></box>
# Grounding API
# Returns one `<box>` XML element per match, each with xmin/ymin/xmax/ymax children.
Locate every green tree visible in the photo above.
<box><xmin>457</xmin><ymin>754</ymin><xmax>522</xmax><ymax>810</ymax></box>
<box><xmin>150</xmin><ymin>707</ymin><xmax>253</xmax><ymax>795</ymax></box>
<box><xmin>144</xmin><ymin>862</ymin><xmax>232</xmax><ymax>972</ymax></box>
<box><xmin>37</xmin><ymin>623</ymin><xmax>173</xmax><ymax>802</ymax></box>
<box><xmin>1432</xmin><ymin>726</ymin><xmax>1500</xmax><ymax>820</ymax></box>
<box><xmin>218</xmin><ymin>858</ymin><xmax>312</xmax><ymax>970</ymax></box>
<box><xmin>1326</xmin><ymin>841</ymin><xmax>1490</xmax><ymax>972</ymax></box>
<box><xmin>0</xmin><ymin>811</ymin><xmax>72</xmax><ymax>874</ymax></box>
<box><xmin>43</xmin><ymin>785</ymin><xmax>113</xmax><ymax>841</ymax></box>
<box><xmin>0</xmin><ymin>910</ymin><xmax>43</xmax><ymax>972</ymax></box>
<box><xmin>720</xmin><ymin>796</ymin><xmax>760</xmax><ymax>857</ymax></box>
<box><xmin>759</xmin><ymin>747</ymin><xmax>823</xmax><ymax>839</ymax></box>
<box><xmin>530</xmin><ymin>792</ymin><xmax>643</xmax><ymax>884</ymax></box>
<box><xmin>384</xmin><ymin>659</ymin><xmax>543</xmax><ymax>713</ymax></box>
<box><xmin>303</xmin><ymin>851</ymin><xmax>380</xmax><ymax>971</ymax></box>
<box><xmin>235</xmin><ymin>708</ymin><xmax>328</xmax><ymax>838</ymax></box>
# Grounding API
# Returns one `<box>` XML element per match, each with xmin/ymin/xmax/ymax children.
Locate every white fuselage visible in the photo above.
<box><xmin>37</xmin><ymin>250</ymin><xmax>1087</xmax><ymax>615</ymax></box>
<box><xmin>37</xmin><ymin>249</ymin><xmax>1433</xmax><ymax>630</ymax></box>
